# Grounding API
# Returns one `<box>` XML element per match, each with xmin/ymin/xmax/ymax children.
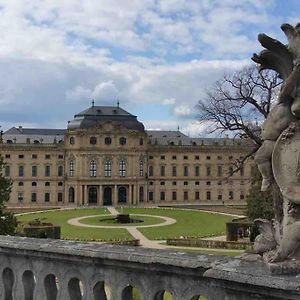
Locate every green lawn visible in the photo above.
<box><xmin>119</xmin><ymin>208</ymin><xmax>232</xmax><ymax>240</ymax></box>
<box><xmin>17</xmin><ymin>208</ymin><xmax>132</xmax><ymax>241</ymax></box>
<box><xmin>80</xmin><ymin>214</ymin><xmax>164</xmax><ymax>226</ymax></box>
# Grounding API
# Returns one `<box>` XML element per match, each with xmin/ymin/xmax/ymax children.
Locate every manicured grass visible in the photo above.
<box><xmin>17</xmin><ymin>208</ymin><xmax>132</xmax><ymax>241</ymax></box>
<box><xmin>119</xmin><ymin>208</ymin><xmax>232</xmax><ymax>240</ymax></box>
<box><xmin>80</xmin><ymin>215</ymin><xmax>164</xmax><ymax>226</ymax></box>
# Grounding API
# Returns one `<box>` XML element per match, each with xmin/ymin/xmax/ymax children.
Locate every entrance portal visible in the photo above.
<box><xmin>88</xmin><ymin>186</ymin><xmax>97</xmax><ymax>204</ymax></box>
<box><xmin>118</xmin><ymin>186</ymin><xmax>127</xmax><ymax>203</ymax></box>
<box><xmin>103</xmin><ymin>187</ymin><xmax>112</xmax><ymax>205</ymax></box>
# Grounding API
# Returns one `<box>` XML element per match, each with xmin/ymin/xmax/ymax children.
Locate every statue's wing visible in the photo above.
<box><xmin>252</xmin><ymin>33</ymin><xmax>293</xmax><ymax>80</ymax></box>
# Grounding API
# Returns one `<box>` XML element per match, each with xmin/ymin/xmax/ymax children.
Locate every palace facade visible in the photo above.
<box><xmin>0</xmin><ymin>104</ymin><xmax>254</xmax><ymax>209</ymax></box>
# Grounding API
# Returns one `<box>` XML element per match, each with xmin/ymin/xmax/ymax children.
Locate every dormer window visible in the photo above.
<box><xmin>105</xmin><ymin>137</ymin><xmax>112</xmax><ymax>145</ymax></box>
<box><xmin>119</xmin><ymin>137</ymin><xmax>126</xmax><ymax>145</ymax></box>
<box><xmin>90</xmin><ymin>136</ymin><xmax>97</xmax><ymax>145</ymax></box>
<box><xmin>70</xmin><ymin>137</ymin><xmax>75</xmax><ymax>145</ymax></box>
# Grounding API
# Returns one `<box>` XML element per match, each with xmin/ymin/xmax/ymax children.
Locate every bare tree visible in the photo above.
<box><xmin>197</xmin><ymin>65</ymin><xmax>283</xmax><ymax>221</ymax></box>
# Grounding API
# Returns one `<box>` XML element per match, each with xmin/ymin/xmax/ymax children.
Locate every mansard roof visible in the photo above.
<box><xmin>67</xmin><ymin>104</ymin><xmax>145</xmax><ymax>132</ymax></box>
<box><xmin>5</xmin><ymin>127</ymin><xmax>66</xmax><ymax>135</ymax></box>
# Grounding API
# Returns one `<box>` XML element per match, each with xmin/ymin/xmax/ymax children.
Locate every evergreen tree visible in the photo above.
<box><xmin>0</xmin><ymin>156</ymin><xmax>16</xmax><ymax>235</ymax></box>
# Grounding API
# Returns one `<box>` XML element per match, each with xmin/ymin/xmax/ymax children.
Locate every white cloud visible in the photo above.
<box><xmin>162</xmin><ymin>98</ymin><xmax>176</xmax><ymax>105</ymax></box>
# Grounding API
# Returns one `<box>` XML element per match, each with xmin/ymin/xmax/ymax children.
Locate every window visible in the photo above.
<box><xmin>160</xmin><ymin>192</ymin><xmax>165</xmax><ymax>201</ymax></box>
<box><xmin>105</xmin><ymin>137</ymin><xmax>112</xmax><ymax>145</ymax></box>
<box><xmin>139</xmin><ymin>186</ymin><xmax>144</xmax><ymax>202</ymax></box>
<box><xmin>218</xmin><ymin>192</ymin><xmax>222</xmax><ymax>200</ymax></box>
<box><xmin>58</xmin><ymin>181</ymin><xmax>63</xmax><ymax>186</ymax></box>
<box><xmin>206</xmin><ymin>166</ymin><xmax>211</xmax><ymax>176</ymax></box>
<box><xmin>172</xmin><ymin>191</ymin><xmax>177</xmax><ymax>201</ymax></box>
<box><xmin>32</xmin><ymin>166</ymin><xmax>37</xmax><ymax>177</ymax></box>
<box><xmin>184</xmin><ymin>156</ymin><xmax>188</xmax><ymax>160</ymax></box>
<box><xmin>160</xmin><ymin>165</ymin><xmax>165</xmax><ymax>176</ymax></box>
<box><xmin>45</xmin><ymin>182</ymin><xmax>50</xmax><ymax>186</ymax></box>
<box><xmin>68</xmin><ymin>187</ymin><xmax>75</xmax><ymax>203</ymax></box>
<box><xmin>206</xmin><ymin>156</ymin><xmax>211</xmax><ymax>160</ymax></box>
<box><xmin>89</xmin><ymin>160</ymin><xmax>97</xmax><ymax>177</ymax></box>
<box><xmin>58</xmin><ymin>154</ymin><xmax>64</xmax><ymax>159</ymax></box>
<box><xmin>119</xmin><ymin>160</ymin><xmax>126</xmax><ymax>177</ymax></box>
<box><xmin>195</xmin><ymin>191</ymin><xmax>200</xmax><ymax>200</ymax></box>
<box><xmin>172</xmin><ymin>155</ymin><xmax>177</xmax><ymax>160</ymax></box>
<box><xmin>240</xmin><ymin>166</ymin><xmax>244</xmax><ymax>177</ymax></box>
<box><xmin>6</xmin><ymin>140</ymin><xmax>13</xmax><ymax>144</ymax></box>
<box><xmin>195</xmin><ymin>181</ymin><xmax>200</xmax><ymax>185</ymax></box>
<box><xmin>240</xmin><ymin>191</ymin><xmax>245</xmax><ymax>200</ymax></box>
<box><xmin>149</xmin><ymin>156</ymin><xmax>153</xmax><ymax>160</ymax></box>
<box><xmin>69</xmin><ymin>160</ymin><xmax>75</xmax><ymax>177</ymax></box>
<box><xmin>161</xmin><ymin>155</ymin><xmax>165</xmax><ymax>160</ymax></box>
<box><xmin>206</xmin><ymin>191</ymin><xmax>211</xmax><ymax>200</ymax></box>
<box><xmin>195</xmin><ymin>155</ymin><xmax>200</xmax><ymax>160</ymax></box>
<box><xmin>70</xmin><ymin>137</ymin><xmax>75</xmax><ymax>145</ymax></box>
<box><xmin>18</xmin><ymin>182</ymin><xmax>23</xmax><ymax>186</ymax></box>
<box><xmin>32</xmin><ymin>182</ymin><xmax>37</xmax><ymax>187</ymax></box>
<box><xmin>31</xmin><ymin>193</ymin><xmax>37</xmax><ymax>202</ymax></box>
<box><xmin>19</xmin><ymin>154</ymin><xmax>24</xmax><ymax>159</ymax></box>
<box><xmin>58</xmin><ymin>192</ymin><xmax>63</xmax><ymax>202</ymax></box>
<box><xmin>90</xmin><ymin>136</ymin><xmax>97</xmax><ymax>145</ymax></box>
<box><xmin>172</xmin><ymin>181</ymin><xmax>177</xmax><ymax>186</ymax></box>
<box><xmin>45</xmin><ymin>154</ymin><xmax>51</xmax><ymax>159</ymax></box>
<box><xmin>18</xmin><ymin>193</ymin><xmax>23</xmax><ymax>202</ymax></box>
<box><xmin>119</xmin><ymin>137</ymin><xmax>126</xmax><ymax>145</ymax></box>
<box><xmin>160</xmin><ymin>181</ymin><xmax>165</xmax><ymax>185</ymax></box>
<box><xmin>149</xmin><ymin>181</ymin><xmax>153</xmax><ymax>186</ymax></box>
<box><xmin>218</xmin><ymin>166</ymin><xmax>222</xmax><ymax>177</ymax></box>
<box><xmin>4</xmin><ymin>165</ymin><xmax>10</xmax><ymax>177</ymax></box>
<box><xmin>139</xmin><ymin>138</ymin><xmax>144</xmax><ymax>145</ymax></box>
<box><xmin>104</xmin><ymin>160</ymin><xmax>112</xmax><ymax>177</ymax></box>
<box><xmin>58</xmin><ymin>165</ymin><xmax>63</xmax><ymax>177</ymax></box>
<box><xmin>45</xmin><ymin>193</ymin><xmax>50</xmax><ymax>202</ymax></box>
<box><xmin>229</xmin><ymin>156</ymin><xmax>233</xmax><ymax>160</ymax></box>
<box><xmin>241</xmin><ymin>180</ymin><xmax>244</xmax><ymax>185</ymax></box>
<box><xmin>5</xmin><ymin>154</ymin><xmax>10</xmax><ymax>159</ymax></box>
<box><xmin>184</xmin><ymin>181</ymin><xmax>188</xmax><ymax>186</ymax></box>
<box><xmin>184</xmin><ymin>191</ymin><xmax>188</xmax><ymax>201</ymax></box>
<box><xmin>195</xmin><ymin>166</ymin><xmax>200</xmax><ymax>176</ymax></box>
<box><xmin>229</xmin><ymin>166</ymin><xmax>233</xmax><ymax>176</ymax></box>
<box><xmin>184</xmin><ymin>166</ymin><xmax>188</xmax><ymax>176</ymax></box>
<box><xmin>149</xmin><ymin>191</ymin><xmax>154</xmax><ymax>201</ymax></box>
<box><xmin>206</xmin><ymin>181</ymin><xmax>211</xmax><ymax>186</ymax></box>
<box><xmin>217</xmin><ymin>156</ymin><xmax>222</xmax><ymax>160</ymax></box>
<box><xmin>45</xmin><ymin>165</ymin><xmax>51</xmax><ymax>177</ymax></box>
<box><xmin>217</xmin><ymin>181</ymin><xmax>222</xmax><ymax>185</ymax></box>
<box><xmin>18</xmin><ymin>165</ymin><xmax>24</xmax><ymax>177</ymax></box>
<box><xmin>172</xmin><ymin>166</ymin><xmax>177</xmax><ymax>177</ymax></box>
<box><xmin>139</xmin><ymin>160</ymin><xmax>144</xmax><ymax>176</ymax></box>
<box><xmin>229</xmin><ymin>191</ymin><xmax>234</xmax><ymax>200</ymax></box>
<box><xmin>32</xmin><ymin>154</ymin><xmax>37</xmax><ymax>159</ymax></box>
<box><xmin>149</xmin><ymin>166</ymin><xmax>154</xmax><ymax>177</ymax></box>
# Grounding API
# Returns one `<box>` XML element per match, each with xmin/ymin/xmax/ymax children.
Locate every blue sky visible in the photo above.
<box><xmin>0</xmin><ymin>0</ymin><xmax>299</xmax><ymax>136</ymax></box>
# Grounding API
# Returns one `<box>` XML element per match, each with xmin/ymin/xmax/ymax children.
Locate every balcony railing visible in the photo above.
<box><xmin>0</xmin><ymin>236</ymin><xmax>299</xmax><ymax>299</ymax></box>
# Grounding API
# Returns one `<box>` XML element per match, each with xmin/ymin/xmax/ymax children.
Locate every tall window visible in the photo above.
<box><xmin>206</xmin><ymin>191</ymin><xmax>211</xmax><ymax>200</ymax></box>
<box><xmin>195</xmin><ymin>166</ymin><xmax>200</xmax><ymax>177</ymax></box>
<box><xmin>4</xmin><ymin>165</ymin><xmax>10</xmax><ymax>177</ymax></box>
<box><xmin>195</xmin><ymin>191</ymin><xmax>200</xmax><ymax>200</ymax></box>
<box><xmin>31</xmin><ymin>193</ymin><xmax>37</xmax><ymax>202</ymax></box>
<box><xmin>184</xmin><ymin>166</ymin><xmax>189</xmax><ymax>177</ymax></box>
<box><xmin>206</xmin><ymin>166</ymin><xmax>211</xmax><ymax>176</ymax></box>
<box><xmin>69</xmin><ymin>187</ymin><xmax>75</xmax><ymax>203</ymax></box>
<box><xmin>44</xmin><ymin>193</ymin><xmax>50</xmax><ymax>202</ymax></box>
<box><xmin>32</xmin><ymin>165</ymin><xmax>37</xmax><ymax>177</ymax></box>
<box><xmin>218</xmin><ymin>166</ymin><xmax>222</xmax><ymax>177</ymax></box>
<box><xmin>69</xmin><ymin>137</ymin><xmax>75</xmax><ymax>145</ymax></box>
<box><xmin>119</xmin><ymin>160</ymin><xmax>126</xmax><ymax>177</ymax></box>
<box><xmin>240</xmin><ymin>166</ymin><xmax>244</xmax><ymax>177</ymax></box>
<box><xmin>229</xmin><ymin>166</ymin><xmax>233</xmax><ymax>176</ymax></box>
<box><xmin>89</xmin><ymin>160</ymin><xmax>97</xmax><ymax>177</ymax></box>
<box><xmin>172</xmin><ymin>191</ymin><xmax>177</xmax><ymax>201</ymax></box>
<box><xmin>160</xmin><ymin>191</ymin><xmax>165</xmax><ymax>201</ymax></box>
<box><xmin>139</xmin><ymin>160</ymin><xmax>144</xmax><ymax>176</ymax></box>
<box><xmin>172</xmin><ymin>166</ymin><xmax>177</xmax><ymax>177</ymax></box>
<box><xmin>58</xmin><ymin>193</ymin><xmax>63</xmax><ymax>202</ymax></box>
<box><xmin>184</xmin><ymin>191</ymin><xmax>188</xmax><ymax>201</ymax></box>
<box><xmin>58</xmin><ymin>165</ymin><xmax>63</xmax><ymax>177</ymax></box>
<box><xmin>69</xmin><ymin>160</ymin><xmax>75</xmax><ymax>177</ymax></box>
<box><xmin>229</xmin><ymin>191</ymin><xmax>234</xmax><ymax>200</ymax></box>
<box><xmin>160</xmin><ymin>165</ymin><xmax>165</xmax><ymax>176</ymax></box>
<box><xmin>104</xmin><ymin>160</ymin><xmax>112</xmax><ymax>177</ymax></box>
<box><xmin>45</xmin><ymin>165</ymin><xmax>51</xmax><ymax>177</ymax></box>
<box><xmin>149</xmin><ymin>165</ymin><xmax>153</xmax><ymax>177</ymax></box>
<box><xmin>139</xmin><ymin>186</ymin><xmax>144</xmax><ymax>202</ymax></box>
<box><xmin>18</xmin><ymin>165</ymin><xmax>24</xmax><ymax>177</ymax></box>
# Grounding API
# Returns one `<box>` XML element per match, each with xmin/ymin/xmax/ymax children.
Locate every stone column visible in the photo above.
<box><xmin>128</xmin><ymin>185</ymin><xmax>132</xmax><ymax>205</ymax></box>
<box><xmin>133</xmin><ymin>184</ymin><xmax>136</xmax><ymax>205</ymax></box>
<box><xmin>99</xmin><ymin>185</ymin><xmax>103</xmax><ymax>206</ymax></box>
<box><xmin>114</xmin><ymin>185</ymin><xmax>118</xmax><ymax>206</ymax></box>
<box><xmin>82</xmin><ymin>185</ymin><xmax>86</xmax><ymax>205</ymax></box>
<box><xmin>85</xmin><ymin>185</ymin><xmax>89</xmax><ymax>206</ymax></box>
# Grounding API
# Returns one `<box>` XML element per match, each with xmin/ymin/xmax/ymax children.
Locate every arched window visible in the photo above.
<box><xmin>69</xmin><ymin>137</ymin><xmax>75</xmax><ymax>145</ymax></box>
<box><xmin>104</xmin><ymin>160</ymin><xmax>111</xmax><ymax>177</ymax></box>
<box><xmin>69</xmin><ymin>160</ymin><xmax>75</xmax><ymax>177</ymax></box>
<box><xmin>58</xmin><ymin>181</ymin><xmax>63</xmax><ymax>186</ymax></box>
<box><xmin>90</xmin><ymin>136</ymin><xmax>97</xmax><ymax>145</ymax></box>
<box><xmin>119</xmin><ymin>160</ymin><xmax>126</xmax><ymax>177</ymax></box>
<box><xmin>89</xmin><ymin>160</ymin><xmax>97</xmax><ymax>177</ymax></box>
<box><xmin>58</xmin><ymin>165</ymin><xmax>63</xmax><ymax>177</ymax></box>
<box><xmin>149</xmin><ymin>165</ymin><xmax>153</xmax><ymax>177</ymax></box>
<box><xmin>68</xmin><ymin>187</ymin><xmax>75</xmax><ymax>203</ymax></box>
<box><xmin>119</xmin><ymin>137</ymin><xmax>126</xmax><ymax>145</ymax></box>
<box><xmin>105</xmin><ymin>137</ymin><xmax>112</xmax><ymax>145</ymax></box>
<box><xmin>139</xmin><ymin>160</ymin><xmax>143</xmax><ymax>176</ymax></box>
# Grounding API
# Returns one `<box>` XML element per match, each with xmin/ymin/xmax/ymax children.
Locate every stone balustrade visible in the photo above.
<box><xmin>0</xmin><ymin>236</ymin><xmax>299</xmax><ymax>300</ymax></box>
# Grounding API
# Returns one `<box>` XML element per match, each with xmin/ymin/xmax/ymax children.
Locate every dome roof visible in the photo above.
<box><xmin>67</xmin><ymin>105</ymin><xmax>145</xmax><ymax>132</ymax></box>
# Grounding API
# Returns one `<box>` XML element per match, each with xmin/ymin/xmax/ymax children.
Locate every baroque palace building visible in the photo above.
<box><xmin>0</xmin><ymin>103</ymin><xmax>254</xmax><ymax>209</ymax></box>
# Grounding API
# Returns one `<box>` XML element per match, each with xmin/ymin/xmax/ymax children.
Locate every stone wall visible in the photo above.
<box><xmin>0</xmin><ymin>236</ymin><xmax>299</xmax><ymax>299</ymax></box>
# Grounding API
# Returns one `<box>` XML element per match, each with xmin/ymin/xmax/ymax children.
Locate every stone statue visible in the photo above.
<box><xmin>252</xmin><ymin>23</ymin><xmax>300</xmax><ymax>267</ymax></box>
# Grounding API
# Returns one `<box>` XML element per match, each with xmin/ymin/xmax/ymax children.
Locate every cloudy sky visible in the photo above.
<box><xmin>0</xmin><ymin>0</ymin><xmax>299</xmax><ymax>136</ymax></box>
